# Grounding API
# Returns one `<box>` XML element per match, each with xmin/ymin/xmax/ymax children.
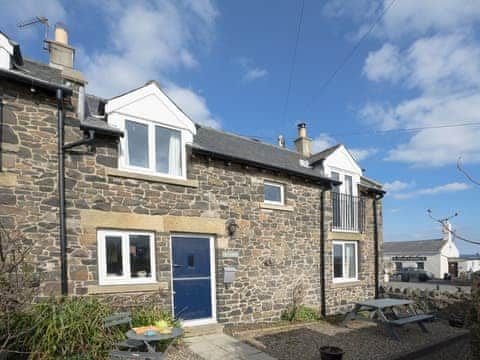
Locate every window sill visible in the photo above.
<box><xmin>88</xmin><ymin>283</ymin><xmax>165</xmax><ymax>294</ymax></box>
<box><xmin>107</xmin><ymin>168</ymin><xmax>198</xmax><ymax>187</ymax></box>
<box><xmin>259</xmin><ymin>203</ymin><xmax>294</xmax><ymax>212</ymax></box>
<box><xmin>331</xmin><ymin>280</ymin><xmax>362</xmax><ymax>289</ymax></box>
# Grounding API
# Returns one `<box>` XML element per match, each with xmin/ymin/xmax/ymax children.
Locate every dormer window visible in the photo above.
<box><xmin>105</xmin><ymin>82</ymin><xmax>197</xmax><ymax>181</ymax></box>
<box><xmin>122</xmin><ymin>118</ymin><xmax>183</xmax><ymax>178</ymax></box>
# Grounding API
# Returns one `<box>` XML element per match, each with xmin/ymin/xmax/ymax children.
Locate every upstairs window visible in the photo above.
<box><xmin>123</xmin><ymin>119</ymin><xmax>183</xmax><ymax>178</ymax></box>
<box><xmin>264</xmin><ymin>181</ymin><xmax>284</xmax><ymax>205</ymax></box>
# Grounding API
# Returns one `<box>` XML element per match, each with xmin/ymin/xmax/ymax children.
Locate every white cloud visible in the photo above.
<box><xmin>383</xmin><ymin>180</ymin><xmax>414</xmax><ymax>193</ymax></box>
<box><xmin>243</xmin><ymin>68</ymin><xmax>268</xmax><ymax>82</ymax></box>
<box><xmin>80</xmin><ymin>1</ymin><xmax>218</xmax><ymax>97</ymax></box>
<box><xmin>349</xmin><ymin>148</ymin><xmax>378</xmax><ymax>161</ymax></box>
<box><xmin>237</xmin><ymin>57</ymin><xmax>268</xmax><ymax>83</ymax></box>
<box><xmin>359</xmin><ymin>28</ymin><xmax>480</xmax><ymax>167</ymax></box>
<box><xmin>363</xmin><ymin>43</ymin><xmax>406</xmax><ymax>83</ymax></box>
<box><xmin>323</xmin><ymin>0</ymin><xmax>480</xmax><ymax>40</ymax></box>
<box><xmin>75</xmin><ymin>1</ymin><xmax>220</xmax><ymax>127</ymax></box>
<box><xmin>165</xmin><ymin>84</ymin><xmax>220</xmax><ymax>128</ymax></box>
<box><xmin>311</xmin><ymin>133</ymin><xmax>336</xmax><ymax>153</ymax></box>
<box><xmin>394</xmin><ymin>182</ymin><xmax>470</xmax><ymax>199</ymax></box>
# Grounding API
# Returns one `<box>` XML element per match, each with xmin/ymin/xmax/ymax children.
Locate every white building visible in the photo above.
<box><xmin>383</xmin><ymin>222</ymin><xmax>460</xmax><ymax>279</ymax></box>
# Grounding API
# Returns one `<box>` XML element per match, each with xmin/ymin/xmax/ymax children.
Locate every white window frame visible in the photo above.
<box><xmin>97</xmin><ymin>230</ymin><xmax>156</xmax><ymax>285</ymax></box>
<box><xmin>332</xmin><ymin>240</ymin><xmax>358</xmax><ymax>283</ymax></box>
<box><xmin>119</xmin><ymin>117</ymin><xmax>186</xmax><ymax>180</ymax></box>
<box><xmin>263</xmin><ymin>181</ymin><xmax>285</xmax><ymax>206</ymax></box>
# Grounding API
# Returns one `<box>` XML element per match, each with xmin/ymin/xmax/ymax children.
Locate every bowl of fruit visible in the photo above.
<box><xmin>154</xmin><ymin>320</ymin><xmax>172</xmax><ymax>334</ymax></box>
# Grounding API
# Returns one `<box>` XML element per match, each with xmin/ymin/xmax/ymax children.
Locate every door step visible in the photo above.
<box><xmin>184</xmin><ymin>323</ymin><xmax>224</xmax><ymax>337</ymax></box>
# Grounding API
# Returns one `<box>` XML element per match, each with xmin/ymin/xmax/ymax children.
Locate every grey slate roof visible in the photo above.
<box><xmin>384</xmin><ymin>239</ymin><xmax>446</xmax><ymax>255</ymax></box>
<box><xmin>192</xmin><ymin>125</ymin><xmax>334</xmax><ymax>183</ymax></box>
<box><xmin>2</xmin><ymin>55</ymin><xmax>363</xmax><ymax>185</ymax></box>
<box><xmin>80</xmin><ymin>95</ymin><xmax>123</xmax><ymax>136</ymax></box>
<box><xmin>18</xmin><ymin>59</ymin><xmax>64</xmax><ymax>86</ymax></box>
<box><xmin>308</xmin><ymin>144</ymin><xmax>341</xmax><ymax>165</ymax></box>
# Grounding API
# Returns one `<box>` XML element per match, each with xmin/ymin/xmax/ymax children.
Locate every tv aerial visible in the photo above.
<box><xmin>17</xmin><ymin>16</ymin><xmax>50</xmax><ymax>50</ymax></box>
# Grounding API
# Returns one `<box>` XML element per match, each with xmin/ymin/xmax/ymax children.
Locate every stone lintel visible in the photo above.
<box><xmin>328</xmin><ymin>231</ymin><xmax>367</xmax><ymax>241</ymax></box>
<box><xmin>330</xmin><ymin>281</ymin><xmax>363</xmax><ymax>289</ymax></box>
<box><xmin>88</xmin><ymin>283</ymin><xmax>164</xmax><ymax>294</ymax></box>
<box><xmin>106</xmin><ymin>168</ymin><xmax>199</xmax><ymax>187</ymax></box>
<box><xmin>259</xmin><ymin>203</ymin><xmax>294</xmax><ymax>212</ymax></box>
<box><xmin>79</xmin><ymin>210</ymin><xmax>225</xmax><ymax>245</ymax></box>
<box><xmin>163</xmin><ymin>215</ymin><xmax>225</xmax><ymax>236</ymax></box>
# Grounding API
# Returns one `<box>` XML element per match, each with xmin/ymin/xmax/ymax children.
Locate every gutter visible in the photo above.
<box><xmin>0</xmin><ymin>68</ymin><xmax>72</xmax><ymax>95</ymax></box>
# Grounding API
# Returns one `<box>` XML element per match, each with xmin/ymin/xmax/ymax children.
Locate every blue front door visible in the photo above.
<box><xmin>172</xmin><ymin>236</ymin><xmax>213</xmax><ymax>321</ymax></box>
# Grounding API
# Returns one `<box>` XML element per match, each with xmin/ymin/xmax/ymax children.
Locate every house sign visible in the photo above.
<box><xmin>392</xmin><ymin>256</ymin><xmax>427</xmax><ymax>261</ymax></box>
<box><xmin>222</xmin><ymin>250</ymin><xmax>239</xmax><ymax>258</ymax></box>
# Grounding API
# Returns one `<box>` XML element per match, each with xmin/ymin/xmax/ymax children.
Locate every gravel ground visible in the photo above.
<box><xmin>165</xmin><ymin>344</ymin><xmax>203</xmax><ymax>360</ymax></box>
<box><xmin>415</xmin><ymin>337</ymin><xmax>472</xmax><ymax>360</ymax></box>
<box><xmin>243</xmin><ymin>320</ymin><xmax>469</xmax><ymax>360</ymax></box>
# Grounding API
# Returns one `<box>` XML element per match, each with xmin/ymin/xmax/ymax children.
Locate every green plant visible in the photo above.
<box><xmin>131</xmin><ymin>306</ymin><xmax>180</xmax><ymax>328</ymax></box>
<box><xmin>281</xmin><ymin>305</ymin><xmax>319</xmax><ymax>322</ymax></box>
<box><xmin>9</xmin><ymin>296</ymin><xmax>122</xmax><ymax>359</ymax></box>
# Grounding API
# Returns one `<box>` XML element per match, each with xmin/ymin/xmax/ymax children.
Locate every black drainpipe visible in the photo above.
<box><xmin>57</xmin><ymin>88</ymin><xmax>96</xmax><ymax>296</ymax></box>
<box><xmin>57</xmin><ymin>88</ymin><xmax>68</xmax><ymax>296</ymax></box>
<box><xmin>372</xmin><ymin>193</ymin><xmax>384</xmax><ymax>299</ymax></box>
<box><xmin>320</xmin><ymin>188</ymin><xmax>326</xmax><ymax>317</ymax></box>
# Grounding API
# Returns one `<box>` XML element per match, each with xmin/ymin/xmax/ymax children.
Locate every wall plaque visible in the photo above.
<box><xmin>222</xmin><ymin>250</ymin><xmax>239</xmax><ymax>258</ymax></box>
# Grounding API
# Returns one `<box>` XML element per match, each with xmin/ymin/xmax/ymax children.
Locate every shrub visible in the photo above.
<box><xmin>131</xmin><ymin>306</ymin><xmax>180</xmax><ymax>328</ymax></box>
<box><xmin>9</xmin><ymin>296</ymin><xmax>122</xmax><ymax>359</ymax></box>
<box><xmin>281</xmin><ymin>305</ymin><xmax>319</xmax><ymax>322</ymax></box>
<box><xmin>0</xmin><ymin>222</ymin><xmax>38</xmax><ymax>352</ymax></box>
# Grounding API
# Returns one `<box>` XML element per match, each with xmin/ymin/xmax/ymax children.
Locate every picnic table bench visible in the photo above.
<box><xmin>341</xmin><ymin>298</ymin><xmax>434</xmax><ymax>341</ymax></box>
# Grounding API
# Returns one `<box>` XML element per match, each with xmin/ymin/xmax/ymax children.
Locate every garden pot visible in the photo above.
<box><xmin>319</xmin><ymin>346</ymin><xmax>344</xmax><ymax>360</ymax></box>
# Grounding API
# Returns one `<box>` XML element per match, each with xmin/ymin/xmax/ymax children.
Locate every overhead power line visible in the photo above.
<box><xmin>427</xmin><ymin>210</ymin><xmax>480</xmax><ymax>246</ymax></box>
<box><xmin>237</xmin><ymin>120</ymin><xmax>480</xmax><ymax>142</ymax></box>
<box><xmin>306</xmin><ymin>0</ymin><xmax>398</xmax><ymax>109</ymax></box>
<box><xmin>281</xmin><ymin>0</ymin><xmax>306</xmax><ymax>124</ymax></box>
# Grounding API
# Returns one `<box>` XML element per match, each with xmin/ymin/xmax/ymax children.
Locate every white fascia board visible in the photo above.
<box><xmin>105</xmin><ymin>82</ymin><xmax>196</xmax><ymax>135</ymax></box>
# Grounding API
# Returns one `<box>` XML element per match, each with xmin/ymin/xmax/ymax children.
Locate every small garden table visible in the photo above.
<box><xmin>341</xmin><ymin>298</ymin><xmax>434</xmax><ymax>341</ymax></box>
<box><xmin>126</xmin><ymin>327</ymin><xmax>182</xmax><ymax>352</ymax></box>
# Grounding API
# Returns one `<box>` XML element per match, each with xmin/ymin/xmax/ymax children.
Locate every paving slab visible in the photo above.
<box><xmin>186</xmin><ymin>333</ymin><xmax>276</xmax><ymax>360</ymax></box>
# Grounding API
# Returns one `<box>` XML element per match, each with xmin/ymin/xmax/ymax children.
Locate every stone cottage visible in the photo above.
<box><xmin>0</xmin><ymin>27</ymin><xmax>384</xmax><ymax>326</ymax></box>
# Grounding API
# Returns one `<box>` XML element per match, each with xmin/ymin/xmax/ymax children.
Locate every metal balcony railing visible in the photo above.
<box><xmin>331</xmin><ymin>192</ymin><xmax>366</xmax><ymax>233</ymax></box>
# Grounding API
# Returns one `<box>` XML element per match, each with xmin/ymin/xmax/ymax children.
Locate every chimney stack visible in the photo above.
<box><xmin>48</xmin><ymin>23</ymin><xmax>74</xmax><ymax>69</ymax></box>
<box><xmin>294</xmin><ymin>122</ymin><xmax>312</xmax><ymax>157</ymax></box>
<box><xmin>442</xmin><ymin>220</ymin><xmax>453</xmax><ymax>243</ymax></box>
<box><xmin>46</xmin><ymin>22</ymin><xmax>86</xmax><ymax>86</ymax></box>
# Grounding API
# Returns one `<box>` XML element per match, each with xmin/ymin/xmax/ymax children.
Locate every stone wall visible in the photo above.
<box><xmin>323</xmin><ymin>192</ymin><xmax>382</xmax><ymax>314</ymax></box>
<box><xmin>0</xmin><ymin>80</ymin><xmax>382</xmax><ymax>324</ymax></box>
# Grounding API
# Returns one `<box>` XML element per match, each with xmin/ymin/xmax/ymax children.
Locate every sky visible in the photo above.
<box><xmin>1</xmin><ymin>0</ymin><xmax>480</xmax><ymax>253</ymax></box>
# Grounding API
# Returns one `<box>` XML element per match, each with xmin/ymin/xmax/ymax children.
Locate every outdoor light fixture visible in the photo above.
<box><xmin>227</xmin><ymin>219</ymin><xmax>238</xmax><ymax>237</ymax></box>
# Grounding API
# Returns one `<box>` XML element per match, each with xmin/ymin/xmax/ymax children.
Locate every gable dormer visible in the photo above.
<box><xmin>310</xmin><ymin>144</ymin><xmax>362</xmax><ymax>196</ymax></box>
<box><xmin>105</xmin><ymin>81</ymin><xmax>196</xmax><ymax>180</ymax></box>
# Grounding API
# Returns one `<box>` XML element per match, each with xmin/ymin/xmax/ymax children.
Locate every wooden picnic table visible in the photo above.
<box><xmin>341</xmin><ymin>298</ymin><xmax>434</xmax><ymax>341</ymax></box>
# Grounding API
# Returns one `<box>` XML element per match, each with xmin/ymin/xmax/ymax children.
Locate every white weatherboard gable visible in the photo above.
<box><xmin>322</xmin><ymin>145</ymin><xmax>362</xmax><ymax>195</ymax></box>
<box><xmin>105</xmin><ymin>82</ymin><xmax>196</xmax><ymax>138</ymax></box>
<box><xmin>323</xmin><ymin>145</ymin><xmax>362</xmax><ymax>176</ymax></box>
<box><xmin>0</xmin><ymin>33</ymin><xmax>14</xmax><ymax>70</ymax></box>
